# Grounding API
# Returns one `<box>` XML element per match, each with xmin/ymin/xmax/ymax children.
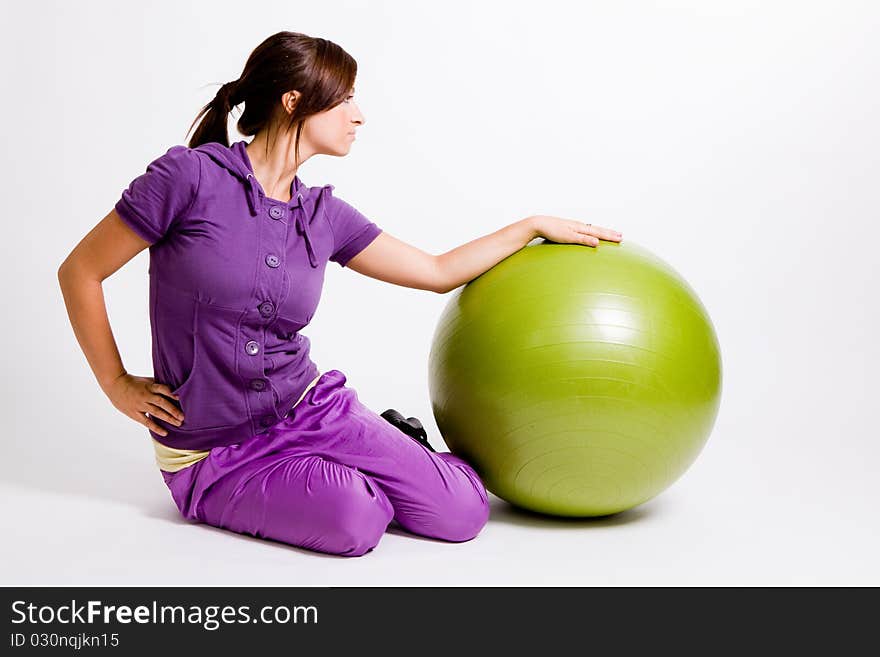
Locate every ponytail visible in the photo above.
<box><xmin>187</xmin><ymin>80</ymin><xmax>240</xmax><ymax>148</ymax></box>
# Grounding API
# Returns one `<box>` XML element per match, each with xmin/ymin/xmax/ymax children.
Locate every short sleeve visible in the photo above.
<box><xmin>115</xmin><ymin>145</ymin><xmax>200</xmax><ymax>245</ymax></box>
<box><xmin>322</xmin><ymin>185</ymin><xmax>383</xmax><ymax>267</ymax></box>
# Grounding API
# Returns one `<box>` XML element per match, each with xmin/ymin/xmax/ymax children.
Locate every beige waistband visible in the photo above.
<box><xmin>153</xmin><ymin>372</ymin><xmax>323</xmax><ymax>473</ymax></box>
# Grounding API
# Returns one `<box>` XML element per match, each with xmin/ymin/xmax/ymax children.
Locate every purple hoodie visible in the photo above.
<box><xmin>115</xmin><ymin>139</ymin><xmax>382</xmax><ymax>450</ymax></box>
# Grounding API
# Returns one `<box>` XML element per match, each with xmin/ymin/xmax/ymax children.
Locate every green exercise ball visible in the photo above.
<box><xmin>428</xmin><ymin>239</ymin><xmax>722</xmax><ymax>517</ymax></box>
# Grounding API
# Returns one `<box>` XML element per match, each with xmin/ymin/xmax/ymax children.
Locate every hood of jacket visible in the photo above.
<box><xmin>193</xmin><ymin>139</ymin><xmax>326</xmax><ymax>268</ymax></box>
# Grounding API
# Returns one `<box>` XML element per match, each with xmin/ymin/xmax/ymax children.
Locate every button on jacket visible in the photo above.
<box><xmin>115</xmin><ymin>140</ymin><xmax>383</xmax><ymax>450</ymax></box>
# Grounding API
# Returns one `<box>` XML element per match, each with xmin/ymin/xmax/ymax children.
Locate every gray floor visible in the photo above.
<box><xmin>4</xmin><ymin>383</ymin><xmax>877</xmax><ymax>586</ymax></box>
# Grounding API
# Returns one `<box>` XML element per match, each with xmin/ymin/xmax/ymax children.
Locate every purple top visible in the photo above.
<box><xmin>115</xmin><ymin>139</ymin><xmax>382</xmax><ymax>450</ymax></box>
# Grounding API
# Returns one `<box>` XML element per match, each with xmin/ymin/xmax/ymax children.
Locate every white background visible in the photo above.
<box><xmin>2</xmin><ymin>0</ymin><xmax>878</xmax><ymax>585</ymax></box>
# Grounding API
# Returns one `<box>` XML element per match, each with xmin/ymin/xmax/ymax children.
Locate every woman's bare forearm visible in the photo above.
<box><xmin>436</xmin><ymin>216</ymin><xmax>539</xmax><ymax>294</ymax></box>
<box><xmin>57</xmin><ymin>266</ymin><xmax>128</xmax><ymax>394</ymax></box>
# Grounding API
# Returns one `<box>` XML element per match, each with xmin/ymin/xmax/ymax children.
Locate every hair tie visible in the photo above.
<box><xmin>217</xmin><ymin>80</ymin><xmax>240</xmax><ymax>107</ymax></box>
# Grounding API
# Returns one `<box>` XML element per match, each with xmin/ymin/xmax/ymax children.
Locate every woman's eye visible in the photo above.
<box><xmin>344</xmin><ymin>95</ymin><xmax>354</xmax><ymax>103</ymax></box>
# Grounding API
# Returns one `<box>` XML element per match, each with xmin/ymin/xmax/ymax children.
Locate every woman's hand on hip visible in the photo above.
<box><xmin>105</xmin><ymin>373</ymin><xmax>184</xmax><ymax>437</ymax></box>
<box><xmin>531</xmin><ymin>215</ymin><xmax>623</xmax><ymax>247</ymax></box>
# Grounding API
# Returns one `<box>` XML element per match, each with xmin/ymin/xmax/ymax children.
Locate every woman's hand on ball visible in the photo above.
<box><xmin>530</xmin><ymin>215</ymin><xmax>623</xmax><ymax>247</ymax></box>
<box><xmin>104</xmin><ymin>372</ymin><xmax>185</xmax><ymax>437</ymax></box>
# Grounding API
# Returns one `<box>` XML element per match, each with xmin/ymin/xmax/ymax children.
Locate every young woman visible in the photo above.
<box><xmin>58</xmin><ymin>31</ymin><xmax>623</xmax><ymax>557</ymax></box>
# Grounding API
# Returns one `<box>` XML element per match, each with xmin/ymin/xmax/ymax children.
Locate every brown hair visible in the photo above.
<box><xmin>186</xmin><ymin>31</ymin><xmax>357</xmax><ymax>166</ymax></box>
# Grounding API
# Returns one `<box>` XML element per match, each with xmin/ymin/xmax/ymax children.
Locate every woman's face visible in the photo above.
<box><xmin>300</xmin><ymin>87</ymin><xmax>364</xmax><ymax>157</ymax></box>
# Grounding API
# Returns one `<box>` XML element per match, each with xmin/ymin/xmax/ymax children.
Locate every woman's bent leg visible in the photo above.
<box><xmin>163</xmin><ymin>450</ymin><xmax>394</xmax><ymax>557</ymax></box>
<box><xmin>160</xmin><ymin>368</ymin><xmax>490</xmax><ymax>554</ymax></box>
<box><xmin>275</xmin><ymin>370</ymin><xmax>491</xmax><ymax>544</ymax></box>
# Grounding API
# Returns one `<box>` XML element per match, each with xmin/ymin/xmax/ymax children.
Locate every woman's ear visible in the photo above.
<box><xmin>283</xmin><ymin>90</ymin><xmax>300</xmax><ymax>114</ymax></box>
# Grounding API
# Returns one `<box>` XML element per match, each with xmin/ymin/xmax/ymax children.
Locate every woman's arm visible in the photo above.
<box><xmin>346</xmin><ymin>215</ymin><xmax>621</xmax><ymax>294</ymax></box>
<box><xmin>436</xmin><ymin>216</ymin><xmax>622</xmax><ymax>292</ymax></box>
<box><xmin>345</xmin><ymin>217</ymin><xmax>538</xmax><ymax>294</ymax></box>
<box><xmin>58</xmin><ymin>209</ymin><xmax>148</xmax><ymax>391</ymax></box>
<box><xmin>434</xmin><ymin>217</ymin><xmax>539</xmax><ymax>294</ymax></box>
<box><xmin>58</xmin><ymin>209</ymin><xmax>184</xmax><ymax>435</ymax></box>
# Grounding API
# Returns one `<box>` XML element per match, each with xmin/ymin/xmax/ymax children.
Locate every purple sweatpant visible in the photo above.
<box><xmin>160</xmin><ymin>369</ymin><xmax>490</xmax><ymax>557</ymax></box>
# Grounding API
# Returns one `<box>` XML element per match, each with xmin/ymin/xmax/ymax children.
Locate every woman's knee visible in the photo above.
<box><xmin>392</xmin><ymin>457</ymin><xmax>491</xmax><ymax>543</ymax></box>
<box><xmin>404</xmin><ymin>468</ymin><xmax>489</xmax><ymax>543</ymax></box>
<box><xmin>443</xmin><ymin>459</ymin><xmax>491</xmax><ymax>541</ymax></box>
<box><xmin>320</xmin><ymin>466</ymin><xmax>395</xmax><ymax>556</ymax></box>
<box><xmin>435</xmin><ymin>487</ymin><xmax>490</xmax><ymax>542</ymax></box>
